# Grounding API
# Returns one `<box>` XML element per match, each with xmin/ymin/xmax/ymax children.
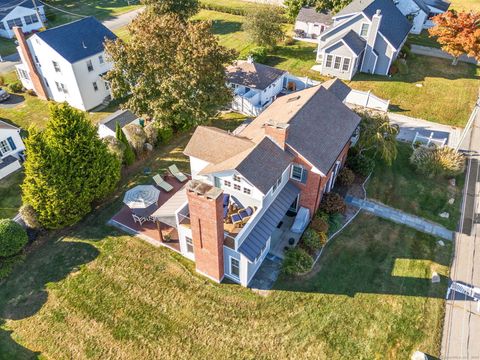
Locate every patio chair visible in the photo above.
<box><xmin>153</xmin><ymin>174</ymin><xmax>174</xmax><ymax>192</ymax></box>
<box><xmin>132</xmin><ymin>213</ymin><xmax>147</xmax><ymax>226</ymax></box>
<box><xmin>238</xmin><ymin>206</ymin><xmax>254</xmax><ymax>223</ymax></box>
<box><xmin>231</xmin><ymin>213</ymin><xmax>242</xmax><ymax>227</ymax></box>
<box><xmin>168</xmin><ymin>164</ymin><xmax>188</xmax><ymax>182</ymax></box>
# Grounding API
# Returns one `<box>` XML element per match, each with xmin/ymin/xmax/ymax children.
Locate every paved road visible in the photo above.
<box><xmin>0</xmin><ymin>7</ymin><xmax>144</xmax><ymax>75</ymax></box>
<box><xmin>345</xmin><ymin>196</ymin><xmax>454</xmax><ymax>240</ymax></box>
<box><xmin>411</xmin><ymin>44</ymin><xmax>479</xmax><ymax>66</ymax></box>
<box><xmin>441</xmin><ymin>98</ymin><xmax>480</xmax><ymax>359</ymax></box>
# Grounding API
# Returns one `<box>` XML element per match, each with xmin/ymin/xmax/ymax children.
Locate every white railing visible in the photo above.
<box><xmin>231</xmin><ymin>95</ymin><xmax>265</xmax><ymax>116</ymax></box>
<box><xmin>345</xmin><ymin>89</ymin><xmax>390</xmax><ymax>112</ymax></box>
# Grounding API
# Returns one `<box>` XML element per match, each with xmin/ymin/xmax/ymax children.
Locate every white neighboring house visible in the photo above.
<box><xmin>97</xmin><ymin>109</ymin><xmax>141</xmax><ymax>139</ymax></box>
<box><xmin>394</xmin><ymin>0</ymin><xmax>450</xmax><ymax>34</ymax></box>
<box><xmin>226</xmin><ymin>58</ymin><xmax>287</xmax><ymax>116</ymax></box>
<box><xmin>14</xmin><ymin>16</ymin><xmax>116</xmax><ymax>111</ymax></box>
<box><xmin>0</xmin><ymin>0</ymin><xmax>46</xmax><ymax>39</ymax></box>
<box><xmin>0</xmin><ymin>120</ymin><xmax>25</xmax><ymax>180</ymax></box>
<box><xmin>294</xmin><ymin>7</ymin><xmax>333</xmax><ymax>40</ymax></box>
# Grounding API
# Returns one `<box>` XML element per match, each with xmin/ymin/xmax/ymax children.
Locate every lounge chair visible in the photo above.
<box><xmin>132</xmin><ymin>213</ymin><xmax>147</xmax><ymax>226</ymax></box>
<box><xmin>168</xmin><ymin>164</ymin><xmax>188</xmax><ymax>182</ymax></box>
<box><xmin>231</xmin><ymin>213</ymin><xmax>242</xmax><ymax>227</ymax></box>
<box><xmin>153</xmin><ymin>174</ymin><xmax>174</xmax><ymax>192</ymax></box>
<box><xmin>238</xmin><ymin>206</ymin><xmax>254</xmax><ymax>223</ymax></box>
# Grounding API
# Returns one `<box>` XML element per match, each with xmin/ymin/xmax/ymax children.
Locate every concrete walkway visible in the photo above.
<box><xmin>410</xmin><ymin>44</ymin><xmax>479</xmax><ymax>66</ymax></box>
<box><xmin>0</xmin><ymin>7</ymin><xmax>144</xmax><ymax>75</ymax></box>
<box><xmin>345</xmin><ymin>195</ymin><xmax>454</xmax><ymax>240</ymax></box>
<box><xmin>388</xmin><ymin>112</ymin><xmax>463</xmax><ymax>149</ymax></box>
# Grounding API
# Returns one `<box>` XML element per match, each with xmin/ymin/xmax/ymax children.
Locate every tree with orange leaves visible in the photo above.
<box><xmin>428</xmin><ymin>10</ymin><xmax>480</xmax><ymax>65</ymax></box>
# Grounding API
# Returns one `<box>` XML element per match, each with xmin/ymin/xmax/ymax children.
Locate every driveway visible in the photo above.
<box><xmin>0</xmin><ymin>7</ymin><xmax>144</xmax><ymax>75</ymax></box>
<box><xmin>411</xmin><ymin>44</ymin><xmax>479</xmax><ymax>66</ymax></box>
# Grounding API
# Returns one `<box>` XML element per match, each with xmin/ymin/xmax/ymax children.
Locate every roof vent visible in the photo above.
<box><xmin>286</xmin><ymin>95</ymin><xmax>301</xmax><ymax>103</ymax></box>
<box><xmin>82</xmin><ymin>41</ymin><xmax>87</xmax><ymax>49</ymax></box>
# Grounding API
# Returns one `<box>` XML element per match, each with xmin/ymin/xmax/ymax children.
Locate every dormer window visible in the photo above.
<box><xmin>86</xmin><ymin>60</ymin><xmax>94</xmax><ymax>72</ymax></box>
<box><xmin>360</xmin><ymin>23</ymin><xmax>369</xmax><ymax>37</ymax></box>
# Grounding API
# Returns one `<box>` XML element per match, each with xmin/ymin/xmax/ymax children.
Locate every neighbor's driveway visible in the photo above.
<box><xmin>410</xmin><ymin>44</ymin><xmax>479</xmax><ymax>66</ymax></box>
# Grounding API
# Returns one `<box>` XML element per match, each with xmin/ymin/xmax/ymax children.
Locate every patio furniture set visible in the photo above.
<box><xmin>222</xmin><ymin>193</ymin><xmax>256</xmax><ymax>229</ymax></box>
<box><xmin>123</xmin><ymin>164</ymin><xmax>188</xmax><ymax>226</ymax></box>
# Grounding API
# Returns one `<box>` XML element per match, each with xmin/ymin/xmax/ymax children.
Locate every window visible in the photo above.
<box><xmin>34</xmin><ymin>55</ymin><xmax>40</xmax><ymax>64</ymax></box>
<box><xmin>105</xmin><ymin>82</ymin><xmax>110</xmax><ymax>90</ymax></box>
<box><xmin>52</xmin><ymin>61</ymin><xmax>60</xmax><ymax>72</ymax></box>
<box><xmin>334</xmin><ymin>56</ymin><xmax>342</xmax><ymax>69</ymax></box>
<box><xmin>291</xmin><ymin>164</ymin><xmax>307</xmax><ymax>184</ymax></box>
<box><xmin>98</xmin><ymin>55</ymin><xmax>104</xmax><ymax>64</ymax></box>
<box><xmin>93</xmin><ymin>82</ymin><xmax>98</xmax><ymax>91</ymax></box>
<box><xmin>234</xmin><ymin>184</ymin><xmax>241</xmax><ymax>191</ymax></box>
<box><xmin>272</xmin><ymin>176</ymin><xmax>282</xmax><ymax>193</ymax></box>
<box><xmin>233</xmin><ymin>174</ymin><xmax>241</xmax><ymax>182</ymax></box>
<box><xmin>0</xmin><ymin>22</ymin><xmax>5</xmax><ymax>30</ymax></box>
<box><xmin>186</xmin><ymin>237</ymin><xmax>194</xmax><ymax>254</ymax></box>
<box><xmin>0</xmin><ymin>139</ymin><xmax>11</xmax><ymax>154</ymax></box>
<box><xmin>86</xmin><ymin>60</ymin><xmax>94</xmax><ymax>72</ymax></box>
<box><xmin>360</xmin><ymin>23</ymin><xmax>369</xmax><ymax>37</ymax></box>
<box><xmin>243</xmin><ymin>187</ymin><xmax>251</xmax><ymax>195</ymax></box>
<box><xmin>55</xmin><ymin>82</ymin><xmax>68</xmax><ymax>94</ymax></box>
<box><xmin>230</xmin><ymin>257</ymin><xmax>240</xmax><ymax>278</ymax></box>
<box><xmin>7</xmin><ymin>18</ymin><xmax>22</xmax><ymax>29</ymax></box>
<box><xmin>342</xmin><ymin>58</ymin><xmax>351</xmax><ymax>71</ymax></box>
<box><xmin>24</xmin><ymin>14</ymin><xmax>38</xmax><ymax>25</ymax></box>
<box><xmin>44</xmin><ymin>77</ymin><xmax>49</xmax><ymax>87</ymax></box>
<box><xmin>17</xmin><ymin>68</ymin><xmax>28</xmax><ymax>79</ymax></box>
<box><xmin>224</xmin><ymin>180</ymin><xmax>231</xmax><ymax>187</ymax></box>
<box><xmin>325</xmin><ymin>54</ymin><xmax>333</xmax><ymax>68</ymax></box>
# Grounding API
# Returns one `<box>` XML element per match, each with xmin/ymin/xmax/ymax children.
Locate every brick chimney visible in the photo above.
<box><xmin>13</xmin><ymin>27</ymin><xmax>48</xmax><ymax>100</ymax></box>
<box><xmin>264</xmin><ymin>120</ymin><xmax>289</xmax><ymax>150</ymax></box>
<box><xmin>186</xmin><ymin>180</ymin><xmax>225</xmax><ymax>283</ymax></box>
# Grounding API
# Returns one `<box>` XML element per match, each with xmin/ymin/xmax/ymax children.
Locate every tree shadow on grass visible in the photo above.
<box><xmin>210</xmin><ymin>20</ymin><xmax>243</xmax><ymax>36</ymax></box>
<box><xmin>0</xmin><ymin>320</ymin><xmax>41</xmax><ymax>360</ymax></box>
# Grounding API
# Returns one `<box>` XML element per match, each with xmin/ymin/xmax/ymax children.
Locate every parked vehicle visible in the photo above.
<box><xmin>0</xmin><ymin>88</ymin><xmax>10</xmax><ymax>102</ymax></box>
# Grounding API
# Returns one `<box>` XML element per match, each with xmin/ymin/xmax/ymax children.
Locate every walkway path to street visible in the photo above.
<box><xmin>345</xmin><ymin>196</ymin><xmax>454</xmax><ymax>241</ymax></box>
<box><xmin>410</xmin><ymin>44</ymin><xmax>479</xmax><ymax>65</ymax></box>
<box><xmin>0</xmin><ymin>7</ymin><xmax>144</xmax><ymax>75</ymax></box>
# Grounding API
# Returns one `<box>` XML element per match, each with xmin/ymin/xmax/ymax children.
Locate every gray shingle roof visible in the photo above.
<box><xmin>36</xmin><ymin>17</ymin><xmax>117</xmax><ymax>63</ymax></box>
<box><xmin>100</xmin><ymin>110</ymin><xmax>138</xmax><ymax>132</ymax></box>
<box><xmin>411</xmin><ymin>0</ymin><xmax>430</xmax><ymax>14</ymax></box>
<box><xmin>285</xmin><ymin>86</ymin><xmax>360</xmax><ymax>174</ymax></box>
<box><xmin>296</xmin><ymin>7</ymin><xmax>333</xmax><ymax>25</ymax></box>
<box><xmin>0</xmin><ymin>155</ymin><xmax>19</xmax><ymax>169</ymax></box>
<box><xmin>226</xmin><ymin>60</ymin><xmax>286</xmax><ymax>90</ymax></box>
<box><xmin>238</xmin><ymin>181</ymin><xmax>300</xmax><ymax>262</ymax></box>
<box><xmin>336</xmin><ymin>0</ymin><xmax>412</xmax><ymax>49</ymax></box>
<box><xmin>321</xmin><ymin>78</ymin><xmax>351</xmax><ymax>102</ymax></box>
<box><xmin>0</xmin><ymin>0</ymin><xmax>36</xmax><ymax>19</ymax></box>
<box><xmin>425</xmin><ymin>0</ymin><xmax>450</xmax><ymax>11</ymax></box>
<box><xmin>341</xmin><ymin>30</ymin><xmax>366</xmax><ymax>55</ymax></box>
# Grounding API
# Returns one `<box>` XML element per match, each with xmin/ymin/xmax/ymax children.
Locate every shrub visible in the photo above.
<box><xmin>103</xmin><ymin>135</ymin><xmax>125</xmax><ymax>163</ymax></box>
<box><xmin>346</xmin><ymin>151</ymin><xmax>375</xmax><ymax>177</ymax></box>
<box><xmin>0</xmin><ymin>76</ymin><xmax>5</xmax><ymax>86</ymax></box>
<box><xmin>247</xmin><ymin>46</ymin><xmax>268</xmax><ymax>63</ymax></box>
<box><xmin>310</xmin><ymin>215</ymin><xmax>329</xmax><ymax>233</ymax></box>
<box><xmin>319</xmin><ymin>192</ymin><xmax>346</xmax><ymax>214</ymax></box>
<box><xmin>8</xmin><ymin>81</ymin><xmax>23</xmax><ymax>93</ymax></box>
<box><xmin>144</xmin><ymin>122</ymin><xmax>159</xmax><ymax>146</ymax></box>
<box><xmin>19</xmin><ymin>204</ymin><xmax>41</xmax><ymax>229</ymax></box>
<box><xmin>301</xmin><ymin>228</ymin><xmax>325</xmax><ymax>254</ymax></box>
<box><xmin>282</xmin><ymin>36</ymin><xmax>296</xmax><ymax>46</ymax></box>
<box><xmin>0</xmin><ymin>219</ymin><xmax>28</xmax><ymax>257</ymax></box>
<box><xmin>282</xmin><ymin>247</ymin><xmax>313</xmax><ymax>275</ymax></box>
<box><xmin>337</xmin><ymin>167</ymin><xmax>355</xmax><ymax>186</ymax></box>
<box><xmin>123</xmin><ymin>123</ymin><xmax>147</xmax><ymax>155</ymax></box>
<box><xmin>410</xmin><ymin>146</ymin><xmax>465</xmax><ymax>178</ymax></box>
<box><xmin>397</xmin><ymin>58</ymin><xmax>409</xmax><ymax>75</ymax></box>
<box><xmin>158</xmin><ymin>126</ymin><xmax>174</xmax><ymax>144</ymax></box>
<box><xmin>26</xmin><ymin>89</ymin><xmax>36</xmax><ymax>97</ymax></box>
<box><xmin>328</xmin><ymin>213</ymin><xmax>344</xmax><ymax>234</ymax></box>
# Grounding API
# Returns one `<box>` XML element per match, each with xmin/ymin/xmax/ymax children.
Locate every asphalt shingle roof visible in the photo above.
<box><xmin>335</xmin><ymin>0</ymin><xmax>412</xmax><ymax>49</ymax></box>
<box><xmin>412</xmin><ymin>0</ymin><xmax>431</xmax><ymax>14</ymax></box>
<box><xmin>425</xmin><ymin>0</ymin><xmax>450</xmax><ymax>11</ymax></box>
<box><xmin>100</xmin><ymin>110</ymin><xmax>138</xmax><ymax>132</ymax></box>
<box><xmin>0</xmin><ymin>0</ymin><xmax>35</xmax><ymax>19</ymax></box>
<box><xmin>296</xmin><ymin>7</ymin><xmax>333</xmax><ymax>25</ymax></box>
<box><xmin>226</xmin><ymin>60</ymin><xmax>286</xmax><ymax>91</ymax></box>
<box><xmin>35</xmin><ymin>17</ymin><xmax>117</xmax><ymax>63</ymax></box>
<box><xmin>341</xmin><ymin>30</ymin><xmax>366</xmax><ymax>55</ymax></box>
<box><xmin>321</xmin><ymin>78</ymin><xmax>351</xmax><ymax>102</ymax></box>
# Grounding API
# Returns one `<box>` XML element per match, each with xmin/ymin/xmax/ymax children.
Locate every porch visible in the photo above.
<box><xmin>268</xmin><ymin>211</ymin><xmax>303</xmax><ymax>259</ymax></box>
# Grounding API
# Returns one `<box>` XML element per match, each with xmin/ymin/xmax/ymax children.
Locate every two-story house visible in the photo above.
<box><xmin>316</xmin><ymin>0</ymin><xmax>412</xmax><ymax>80</ymax></box>
<box><xmin>394</xmin><ymin>0</ymin><xmax>450</xmax><ymax>34</ymax></box>
<box><xmin>0</xmin><ymin>0</ymin><xmax>46</xmax><ymax>39</ymax></box>
<box><xmin>0</xmin><ymin>119</ymin><xmax>25</xmax><ymax>180</ymax></box>
<box><xmin>14</xmin><ymin>17</ymin><xmax>116</xmax><ymax>111</ymax></box>
<box><xmin>173</xmin><ymin>82</ymin><xmax>360</xmax><ymax>286</ymax></box>
<box><xmin>227</xmin><ymin>58</ymin><xmax>287</xmax><ymax>116</ymax></box>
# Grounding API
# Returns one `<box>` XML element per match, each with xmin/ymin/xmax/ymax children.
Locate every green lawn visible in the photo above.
<box><xmin>0</xmin><ymin>38</ymin><xmax>18</xmax><ymax>58</ymax></box>
<box><xmin>0</xmin><ymin>147</ymin><xmax>451</xmax><ymax>359</ymax></box>
<box><xmin>408</xmin><ymin>31</ymin><xmax>441</xmax><ymax>49</ymax></box>
<box><xmin>367</xmin><ymin>142</ymin><xmax>465</xmax><ymax>231</ymax></box>
<box><xmin>0</xmin><ymin>170</ymin><xmax>24</xmax><ymax>219</ymax></box>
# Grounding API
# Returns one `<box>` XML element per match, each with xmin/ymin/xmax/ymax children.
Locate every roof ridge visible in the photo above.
<box><xmin>38</xmin><ymin>16</ymin><xmax>95</xmax><ymax>34</ymax></box>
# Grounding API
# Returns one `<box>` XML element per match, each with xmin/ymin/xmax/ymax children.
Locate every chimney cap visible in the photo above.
<box><xmin>375</xmin><ymin>9</ymin><xmax>382</xmax><ymax>15</ymax></box>
<box><xmin>265</xmin><ymin>119</ymin><xmax>290</xmax><ymax>129</ymax></box>
<box><xmin>187</xmin><ymin>180</ymin><xmax>223</xmax><ymax>200</ymax></box>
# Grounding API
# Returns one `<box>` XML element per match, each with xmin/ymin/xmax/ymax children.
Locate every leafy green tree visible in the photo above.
<box><xmin>316</xmin><ymin>0</ymin><xmax>352</xmax><ymax>13</ymax></box>
<box><xmin>356</xmin><ymin>111</ymin><xmax>399</xmax><ymax>165</ymax></box>
<box><xmin>243</xmin><ymin>6</ymin><xmax>285</xmax><ymax>49</ymax></box>
<box><xmin>141</xmin><ymin>0</ymin><xmax>199</xmax><ymax>21</ymax></box>
<box><xmin>22</xmin><ymin>104</ymin><xmax>121</xmax><ymax>229</ymax></box>
<box><xmin>105</xmin><ymin>13</ymin><xmax>236</xmax><ymax>131</ymax></box>
<box><xmin>0</xmin><ymin>219</ymin><xmax>28</xmax><ymax>257</ymax></box>
<box><xmin>115</xmin><ymin>122</ymin><xmax>135</xmax><ymax>165</ymax></box>
<box><xmin>284</xmin><ymin>0</ymin><xmax>316</xmax><ymax>21</ymax></box>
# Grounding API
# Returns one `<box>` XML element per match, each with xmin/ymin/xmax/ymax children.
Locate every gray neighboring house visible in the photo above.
<box><xmin>316</xmin><ymin>0</ymin><xmax>412</xmax><ymax>80</ymax></box>
<box><xmin>394</xmin><ymin>0</ymin><xmax>450</xmax><ymax>34</ymax></box>
<box><xmin>294</xmin><ymin>7</ymin><xmax>333</xmax><ymax>39</ymax></box>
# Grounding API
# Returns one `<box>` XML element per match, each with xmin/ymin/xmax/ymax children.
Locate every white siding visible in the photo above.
<box><xmin>0</xmin><ymin>159</ymin><xmax>21</xmax><ymax>180</ymax></box>
<box><xmin>0</xmin><ymin>128</ymin><xmax>25</xmax><ymax>158</ymax></box>
<box><xmin>395</xmin><ymin>0</ymin><xmax>427</xmax><ymax>34</ymax></box>
<box><xmin>0</xmin><ymin>5</ymin><xmax>45</xmax><ymax>39</ymax></box>
<box><xmin>97</xmin><ymin>124</ymin><xmax>115</xmax><ymax>139</ymax></box>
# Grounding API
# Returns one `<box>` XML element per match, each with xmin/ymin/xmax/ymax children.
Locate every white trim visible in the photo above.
<box><xmin>360</xmin><ymin>22</ymin><xmax>369</xmax><ymax>38</ymax></box>
<box><xmin>319</xmin><ymin>13</ymin><xmax>366</xmax><ymax>42</ymax></box>
<box><xmin>229</xmin><ymin>256</ymin><xmax>240</xmax><ymax>280</ymax></box>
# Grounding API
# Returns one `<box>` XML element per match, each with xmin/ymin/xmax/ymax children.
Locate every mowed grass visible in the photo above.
<box><xmin>350</xmin><ymin>56</ymin><xmax>480</xmax><ymax>127</ymax></box>
<box><xmin>0</xmin><ymin>38</ymin><xmax>17</xmax><ymax>58</ymax></box>
<box><xmin>450</xmin><ymin>0</ymin><xmax>480</xmax><ymax>11</ymax></box>
<box><xmin>0</xmin><ymin>190</ymin><xmax>451</xmax><ymax>359</ymax></box>
<box><xmin>367</xmin><ymin>142</ymin><xmax>465</xmax><ymax>230</ymax></box>
<box><xmin>0</xmin><ymin>170</ymin><xmax>24</xmax><ymax>219</ymax></box>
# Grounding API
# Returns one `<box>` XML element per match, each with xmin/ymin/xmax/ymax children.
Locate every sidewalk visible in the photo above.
<box><xmin>345</xmin><ymin>196</ymin><xmax>454</xmax><ymax>240</ymax></box>
<box><xmin>410</xmin><ymin>44</ymin><xmax>479</xmax><ymax>66</ymax></box>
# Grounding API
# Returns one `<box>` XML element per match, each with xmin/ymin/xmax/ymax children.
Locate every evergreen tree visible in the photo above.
<box><xmin>115</xmin><ymin>122</ymin><xmax>135</xmax><ymax>165</ymax></box>
<box><xmin>22</xmin><ymin>103</ymin><xmax>121</xmax><ymax>229</ymax></box>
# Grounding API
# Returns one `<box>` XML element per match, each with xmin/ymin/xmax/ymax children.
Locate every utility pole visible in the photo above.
<box><xmin>32</xmin><ymin>0</ymin><xmax>45</xmax><ymax>29</ymax></box>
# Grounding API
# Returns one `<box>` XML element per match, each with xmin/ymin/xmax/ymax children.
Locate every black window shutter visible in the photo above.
<box><xmin>7</xmin><ymin>137</ymin><xmax>16</xmax><ymax>151</ymax></box>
